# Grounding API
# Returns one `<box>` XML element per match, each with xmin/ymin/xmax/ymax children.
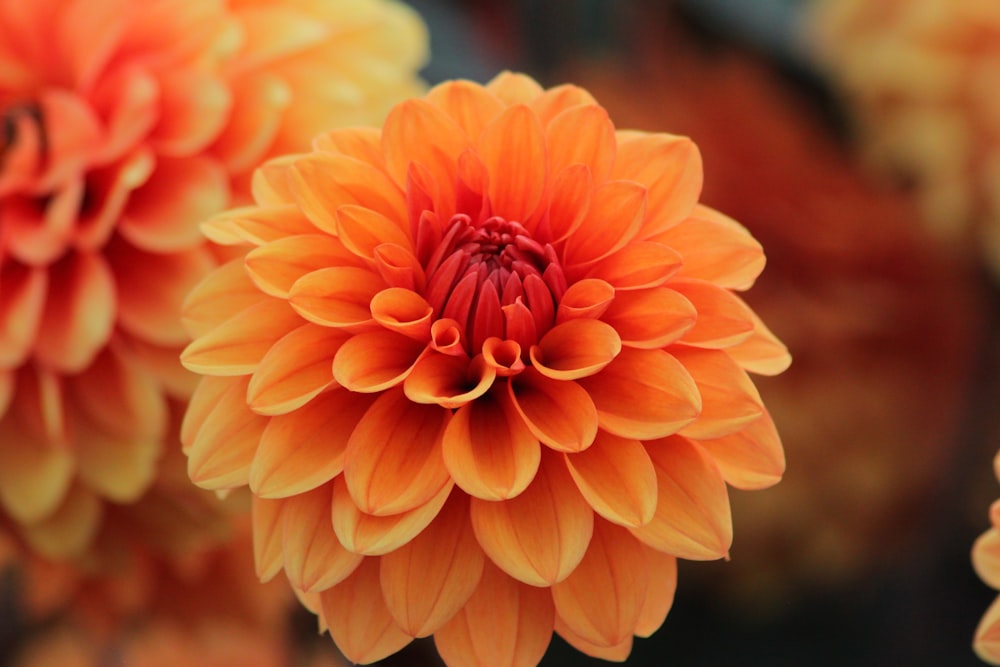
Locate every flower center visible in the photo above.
<box><xmin>424</xmin><ymin>213</ymin><xmax>567</xmax><ymax>354</ymax></box>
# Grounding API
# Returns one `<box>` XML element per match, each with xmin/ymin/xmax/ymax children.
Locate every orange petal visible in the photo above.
<box><xmin>382</xmin><ymin>98</ymin><xmax>470</xmax><ymax>197</ymax></box>
<box><xmin>313</xmin><ymin>127</ymin><xmax>384</xmax><ymax>167</ymax></box>
<box><xmin>246</xmin><ymin>324</ymin><xmax>347</xmax><ymax>416</ymax></box>
<box><xmin>470</xmin><ymin>451</ymin><xmax>593</xmax><ymax>586</ymax></box>
<box><xmin>370</xmin><ymin>288</ymin><xmax>433</xmax><ymax>341</ymax></box>
<box><xmin>33</xmin><ymin>252</ymin><xmax>115</xmax><ymax>373</ymax></box>
<box><xmin>530</xmin><ymin>319</ymin><xmax>621</xmax><ymax>381</ymax></box>
<box><xmin>555</xmin><ymin>618</ymin><xmax>633</xmax><ymax>662</ymax></box>
<box><xmin>211</xmin><ymin>71</ymin><xmax>290</xmax><ymax>174</ymax></box>
<box><xmin>651</xmin><ymin>206</ymin><xmax>765</xmax><ymax>290</ymax></box>
<box><xmin>564</xmin><ymin>180</ymin><xmax>646</xmax><ymax>268</ymax></box>
<box><xmin>332</xmin><ymin>330</ymin><xmax>427</xmax><ymax>393</ymax></box>
<box><xmin>380</xmin><ymin>495</ymin><xmax>485</xmax><ymax>637</ymax></box>
<box><xmin>725</xmin><ymin>308</ymin><xmax>792</xmax><ymax>376</ymax></box>
<box><xmin>331</xmin><ymin>476</ymin><xmax>453</xmax><ymax>556</ymax></box>
<box><xmin>441</xmin><ymin>385</ymin><xmax>541</xmax><ymax>500</ymax></box>
<box><xmin>478</xmin><ymin>104</ymin><xmax>547</xmax><ymax>225</ymax></box>
<box><xmin>976</xmin><ymin>595</ymin><xmax>1000</xmax><ymax>663</ymax></box>
<box><xmin>630</xmin><ymin>437</ymin><xmax>732</xmax><ymax>560</ymax></box>
<box><xmin>185</xmin><ymin>376</ymin><xmax>267</xmax><ymax>490</ymax></box>
<box><xmin>578</xmin><ymin>348</ymin><xmax>701</xmax><ymax>440</ymax></box>
<box><xmin>673</xmin><ymin>347</ymin><xmax>763</xmax><ymax>440</ymax></box>
<box><xmin>635</xmin><ymin>547</ymin><xmax>678</xmax><ymax>637</ymax></box>
<box><xmin>252</xmin><ymin>495</ymin><xmax>285</xmax><ymax>582</ymax></box>
<box><xmin>977</xmin><ymin>528</ymin><xmax>1000</xmax><ymax>590</ymax></box>
<box><xmin>585</xmin><ymin>241</ymin><xmax>683</xmax><ymax>291</ymax></box>
<box><xmin>180</xmin><ymin>298</ymin><xmax>301</xmax><ymax>376</ymax></box>
<box><xmin>551</xmin><ymin>520</ymin><xmax>647</xmax><ymax>647</ymax></box>
<box><xmin>320</xmin><ymin>558</ymin><xmax>413</xmax><ymax>664</ymax></box>
<box><xmin>150</xmin><ymin>70</ymin><xmax>231</xmax><ymax>157</ymax></box>
<box><xmin>545</xmin><ymin>163</ymin><xmax>592</xmax><ymax>242</ymax></box>
<box><xmin>73</xmin><ymin>413</ymin><xmax>160</xmax><ymax>506</ymax></box>
<box><xmin>180</xmin><ymin>376</ymin><xmax>231</xmax><ymax>454</ymax></box>
<box><xmin>509</xmin><ymin>369</ymin><xmax>598</xmax><ymax>453</ymax></box>
<box><xmin>0</xmin><ymin>265</ymin><xmax>46</xmax><ymax>367</ymax></box>
<box><xmin>564</xmin><ymin>431</ymin><xmax>656</xmax><ymax>528</ymax></box>
<box><xmin>0</xmin><ymin>420</ymin><xmax>73</xmax><ymax>523</ymax></box>
<box><xmin>336</xmin><ymin>204</ymin><xmax>412</xmax><ymax>259</ymax></box>
<box><xmin>612</xmin><ymin>132</ymin><xmax>703</xmax><ymax>238</ymax></box>
<box><xmin>601</xmin><ymin>287</ymin><xmax>696</xmax><ymax>349</ymax></box>
<box><xmin>201</xmin><ymin>204</ymin><xmax>317</xmax><ymax>247</ymax></box>
<box><xmin>692</xmin><ymin>410</ymin><xmax>784</xmax><ymax>490</ymax></box>
<box><xmin>486</xmin><ymin>71</ymin><xmax>544</xmax><ymax>105</ymax></box>
<box><xmin>404</xmin><ymin>353</ymin><xmax>496</xmax><ymax>409</ymax></box>
<box><xmin>228</xmin><ymin>5</ymin><xmax>329</xmax><ymax>72</ymax></box>
<box><xmin>546</xmin><ymin>104</ymin><xmax>616</xmax><ymax>183</ymax></box>
<box><xmin>343</xmin><ymin>388</ymin><xmax>450</xmax><ymax>516</ymax></box>
<box><xmin>282</xmin><ymin>484</ymin><xmax>364</xmax><ymax>593</ymax></box>
<box><xmin>246</xmin><ymin>234</ymin><xmax>366</xmax><ymax>299</ymax></box>
<box><xmin>373</xmin><ymin>242</ymin><xmax>427</xmax><ymax>293</ymax></box>
<box><xmin>425</xmin><ymin>79</ymin><xmax>506</xmax><ymax>140</ymax></box>
<box><xmin>21</xmin><ymin>483</ymin><xmax>102</xmax><ymax>560</ymax></box>
<box><xmin>288</xmin><ymin>266</ymin><xmax>383</xmax><ymax>331</ymax></box>
<box><xmin>434</xmin><ymin>561</ymin><xmax>554</xmax><ymax>667</ymax></box>
<box><xmin>530</xmin><ymin>84</ymin><xmax>598</xmax><ymax>125</ymax></box>
<box><xmin>249</xmin><ymin>390</ymin><xmax>373</xmax><ymax>499</ymax></box>
<box><xmin>182</xmin><ymin>258</ymin><xmax>269</xmax><ymax>338</ymax></box>
<box><xmin>481</xmin><ymin>337</ymin><xmax>525</xmax><ymax>376</ymax></box>
<box><xmin>672</xmin><ymin>280</ymin><xmax>755</xmax><ymax>349</ymax></box>
<box><xmin>556</xmin><ymin>278</ymin><xmax>615</xmax><ymax>323</ymax></box>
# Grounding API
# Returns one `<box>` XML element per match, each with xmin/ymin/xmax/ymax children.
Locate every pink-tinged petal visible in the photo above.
<box><xmin>404</xmin><ymin>353</ymin><xmax>496</xmax><ymax>409</ymax></box>
<box><xmin>509</xmin><ymin>369</ymin><xmax>598</xmax><ymax>453</ymax></box>
<box><xmin>671</xmin><ymin>280</ymin><xmax>755</xmax><ymax>349</ymax></box>
<box><xmin>693</xmin><ymin>410</ymin><xmax>785</xmax><ymax>490</ymax></box>
<box><xmin>21</xmin><ymin>483</ymin><xmax>101</xmax><ymax>560</ymax></box>
<box><xmin>434</xmin><ymin>561</ymin><xmax>554</xmax><ymax>667</ymax></box>
<box><xmin>546</xmin><ymin>104</ymin><xmax>616</xmax><ymax>183</ymax></box>
<box><xmin>343</xmin><ymin>388</ymin><xmax>451</xmax><ymax>516</ymax></box>
<box><xmin>726</xmin><ymin>309</ymin><xmax>792</xmax><ymax>376</ymax></box>
<box><xmin>481</xmin><ymin>337</ymin><xmax>526</xmax><ymax>376</ymax></box>
<box><xmin>211</xmin><ymin>72</ymin><xmax>290</xmax><ymax>173</ymax></box>
<box><xmin>425</xmin><ymin>79</ymin><xmax>506</xmax><ymax>140</ymax></box>
<box><xmin>150</xmin><ymin>69</ymin><xmax>231</xmax><ymax>157</ymax></box>
<box><xmin>313</xmin><ymin>127</ymin><xmax>384</xmax><ymax>167</ymax></box>
<box><xmin>250</xmin><ymin>390</ymin><xmax>372</xmax><ymax>499</ymax></box>
<box><xmin>486</xmin><ymin>71</ymin><xmax>545</xmax><ymax>105</ymax></box>
<box><xmin>601</xmin><ymin>287</ymin><xmax>696</xmax><ymax>349</ymax></box>
<box><xmin>578</xmin><ymin>348</ymin><xmax>701</xmax><ymax>440</ymax></box>
<box><xmin>635</xmin><ymin>547</ymin><xmax>678</xmax><ymax>637</ymax></box>
<box><xmin>0</xmin><ymin>265</ymin><xmax>45</xmax><ymax>367</ymax></box>
<box><xmin>288</xmin><ymin>153</ymin><xmax>407</xmax><ymax>234</ymax></box>
<box><xmin>0</xmin><ymin>420</ymin><xmax>72</xmax><ymax>523</ymax></box>
<box><xmin>246</xmin><ymin>235</ymin><xmax>366</xmax><ymax>299</ymax></box>
<box><xmin>252</xmin><ymin>496</ymin><xmax>284</xmax><ymax>582</ymax></box>
<box><xmin>478</xmin><ymin>104</ymin><xmax>547</xmax><ymax>225</ymax></box>
<box><xmin>320</xmin><ymin>558</ymin><xmax>413</xmax><ymax>664</ymax></box>
<box><xmin>564</xmin><ymin>431</ymin><xmax>657</xmax><ymax>528</ymax></box>
<box><xmin>332</xmin><ymin>476</ymin><xmax>453</xmax><ymax>556</ymax></box>
<box><xmin>530</xmin><ymin>84</ymin><xmax>598</xmax><ymax>125</ymax></box>
<box><xmin>545</xmin><ymin>163</ymin><xmax>592</xmax><ymax>242</ymax></box>
<box><xmin>630</xmin><ymin>437</ymin><xmax>732</xmax><ymax>560</ymax></box>
<box><xmin>613</xmin><ymin>132</ymin><xmax>703</xmax><ymax>238</ymax></box>
<box><xmin>182</xmin><ymin>258</ymin><xmax>269</xmax><ymax>338</ymax></box>
<box><xmin>556</xmin><ymin>278</ymin><xmax>615</xmax><ymax>323</ymax></box>
<box><xmin>33</xmin><ymin>252</ymin><xmax>115</xmax><ymax>373</ymax></box>
<box><xmin>651</xmin><ymin>205</ymin><xmax>765</xmax><ymax>290</ymax></box>
<box><xmin>530</xmin><ymin>319</ymin><xmax>621</xmax><ymax>381</ymax></box>
<box><xmin>120</xmin><ymin>156</ymin><xmax>229</xmax><ymax>252</ymax></box>
<box><xmin>282</xmin><ymin>485</ymin><xmax>364</xmax><ymax>593</ymax></box>
<box><xmin>332</xmin><ymin>330</ymin><xmax>427</xmax><ymax>393</ymax></box>
<box><xmin>107</xmin><ymin>240</ymin><xmax>215</xmax><ymax>347</ymax></box>
<box><xmin>246</xmin><ymin>324</ymin><xmax>347</xmax><ymax>416</ymax></box>
<box><xmin>370</xmin><ymin>288</ymin><xmax>433</xmax><ymax>340</ymax></box>
<box><xmin>585</xmin><ymin>242</ymin><xmax>683</xmax><ymax>291</ymax></box>
<box><xmin>380</xmin><ymin>495</ymin><xmax>485</xmax><ymax>637</ymax></box>
<box><xmin>382</xmin><ymin>98</ymin><xmax>470</xmax><ymax>196</ymax></box>
<box><xmin>470</xmin><ymin>451</ymin><xmax>593</xmax><ymax>586</ymax></box>
<box><xmin>181</xmin><ymin>298</ymin><xmax>301</xmax><ymax>376</ymax></box>
<box><xmin>337</xmin><ymin>204</ymin><xmax>413</xmax><ymax>260</ymax></box>
<box><xmin>551</xmin><ymin>520</ymin><xmax>648</xmax><ymax>647</ymax></box>
<box><xmin>442</xmin><ymin>385</ymin><xmax>541</xmax><ymax>500</ymax></box>
<box><xmin>288</xmin><ymin>267</ymin><xmax>383</xmax><ymax>330</ymax></box>
<box><xmin>201</xmin><ymin>205</ymin><xmax>316</xmax><ymax>247</ymax></box>
<box><xmin>672</xmin><ymin>347</ymin><xmax>763</xmax><ymax>440</ymax></box>
<box><xmin>554</xmin><ymin>618</ymin><xmax>633</xmax><ymax>662</ymax></box>
<box><xmin>185</xmin><ymin>377</ymin><xmax>267</xmax><ymax>490</ymax></box>
<box><xmin>564</xmin><ymin>180</ymin><xmax>646</xmax><ymax>268</ymax></box>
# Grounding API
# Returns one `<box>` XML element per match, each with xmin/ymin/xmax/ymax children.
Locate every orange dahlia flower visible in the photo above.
<box><xmin>180</xmin><ymin>72</ymin><xmax>790</xmax><ymax>664</ymax></box>
<box><xmin>0</xmin><ymin>0</ymin><xmax>427</xmax><ymax>558</ymax></box>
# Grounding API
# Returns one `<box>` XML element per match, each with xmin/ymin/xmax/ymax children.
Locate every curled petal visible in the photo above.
<box><xmin>252</xmin><ymin>496</ymin><xmax>285</xmax><ymax>582</ymax></box>
<box><xmin>373</xmin><ymin>243</ymin><xmax>426</xmax><ymax>292</ymax></box>
<box><xmin>478</xmin><ymin>104</ymin><xmax>547</xmax><ymax>225</ymax></box>
<box><xmin>246</xmin><ymin>235</ymin><xmax>366</xmax><ymax>299</ymax></box>
<box><xmin>564</xmin><ymin>431</ymin><xmax>657</xmax><ymax>528</ymax></box>
<box><xmin>601</xmin><ymin>287</ymin><xmax>696</xmax><ymax>349</ymax></box>
<box><xmin>630</xmin><ymin>437</ymin><xmax>732</xmax><ymax>560</ymax></box>
<box><xmin>470</xmin><ymin>452</ymin><xmax>593</xmax><ymax>586</ymax></box>
<box><xmin>282</xmin><ymin>485</ymin><xmax>364</xmax><ymax>593</ymax></box>
<box><xmin>585</xmin><ymin>242</ymin><xmax>683</xmax><ymax>291</ymax></box>
<box><xmin>288</xmin><ymin>267</ymin><xmax>383</xmax><ymax>330</ymax></box>
<box><xmin>442</xmin><ymin>385</ymin><xmax>541</xmax><ymax>500</ymax></box>
<box><xmin>509</xmin><ymin>369</ymin><xmax>598</xmax><ymax>453</ymax></box>
<box><xmin>380</xmin><ymin>495</ymin><xmax>485</xmax><ymax>637</ymax></box>
<box><xmin>482</xmin><ymin>337</ymin><xmax>525</xmax><ymax>376</ymax></box>
<box><xmin>434</xmin><ymin>561</ymin><xmax>554</xmax><ymax>667</ymax></box>
<box><xmin>530</xmin><ymin>319</ymin><xmax>621</xmax><ymax>381</ymax></box>
<box><xmin>578</xmin><ymin>348</ymin><xmax>701</xmax><ymax>440</ymax></box>
<box><xmin>249</xmin><ymin>390</ymin><xmax>373</xmax><ymax>499</ymax></box>
<box><xmin>635</xmin><ymin>547</ymin><xmax>678</xmax><ymax>637</ymax></box>
<box><xmin>431</xmin><ymin>318</ymin><xmax>467</xmax><ymax>356</ymax></box>
<box><xmin>337</xmin><ymin>204</ymin><xmax>413</xmax><ymax>259</ymax></box>
<box><xmin>673</xmin><ymin>347</ymin><xmax>763</xmax><ymax>440</ymax></box>
<box><xmin>556</xmin><ymin>278</ymin><xmax>615</xmax><ymax>323</ymax></box>
<box><xmin>672</xmin><ymin>280</ymin><xmax>755</xmax><ymax>349</ymax></box>
<box><xmin>343</xmin><ymin>389</ymin><xmax>451</xmax><ymax>516</ymax></box>
<box><xmin>693</xmin><ymin>410</ymin><xmax>785</xmax><ymax>490</ymax></box>
<box><xmin>332</xmin><ymin>331</ymin><xmax>427</xmax><ymax>393</ymax></box>
<box><xmin>370</xmin><ymin>288</ymin><xmax>433</xmax><ymax>340</ymax></box>
<box><xmin>404</xmin><ymin>353</ymin><xmax>496</xmax><ymax>409</ymax></box>
<box><xmin>331</xmin><ymin>476</ymin><xmax>452</xmax><ymax>556</ymax></box>
<box><xmin>320</xmin><ymin>559</ymin><xmax>413</xmax><ymax>664</ymax></box>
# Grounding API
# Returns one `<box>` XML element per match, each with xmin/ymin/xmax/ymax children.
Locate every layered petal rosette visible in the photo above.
<box><xmin>180</xmin><ymin>73</ymin><xmax>791</xmax><ymax>665</ymax></box>
<box><xmin>0</xmin><ymin>0</ymin><xmax>427</xmax><ymax>558</ymax></box>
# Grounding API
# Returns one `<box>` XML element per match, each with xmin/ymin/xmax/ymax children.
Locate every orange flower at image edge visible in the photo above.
<box><xmin>180</xmin><ymin>72</ymin><xmax>791</xmax><ymax>665</ymax></box>
<box><xmin>974</xmin><ymin>454</ymin><xmax>1000</xmax><ymax>664</ymax></box>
